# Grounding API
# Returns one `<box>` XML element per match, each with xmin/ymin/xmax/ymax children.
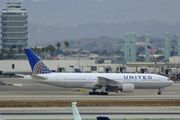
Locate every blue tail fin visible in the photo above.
<box><xmin>74</xmin><ymin>68</ymin><xmax>81</xmax><ymax>73</ymax></box>
<box><xmin>24</xmin><ymin>49</ymin><xmax>51</xmax><ymax>74</ymax></box>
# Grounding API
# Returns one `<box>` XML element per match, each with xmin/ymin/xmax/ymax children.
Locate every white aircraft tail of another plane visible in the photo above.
<box><xmin>72</xmin><ymin>102</ymin><xmax>81</xmax><ymax>120</ymax></box>
<box><xmin>0</xmin><ymin>114</ymin><xmax>4</xmax><ymax>120</ymax></box>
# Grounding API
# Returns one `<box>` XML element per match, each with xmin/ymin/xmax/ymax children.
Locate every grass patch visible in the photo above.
<box><xmin>0</xmin><ymin>100</ymin><xmax>180</xmax><ymax>107</ymax></box>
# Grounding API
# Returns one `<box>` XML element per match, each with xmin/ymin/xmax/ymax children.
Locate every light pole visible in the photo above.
<box><xmin>78</xmin><ymin>41</ymin><xmax>80</xmax><ymax>70</ymax></box>
<box><xmin>149</xmin><ymin>40</ymin><xmax>155</xmax><ymax>73</ymax></box>
<box><xmin>172</xmin><ymin>39</ymin><xmax>176</xmax><ymax>75</ymax></box>
<box><xmin>130</xmin><ymin>40</ymin><xmax>133</xmax><ymax>66</ymax></box>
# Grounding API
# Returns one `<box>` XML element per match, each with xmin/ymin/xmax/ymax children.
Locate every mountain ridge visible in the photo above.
<box><xmin>27</xmin><ymin>20</ymin><xmax>180</xmax><ymax>46</ymax></box>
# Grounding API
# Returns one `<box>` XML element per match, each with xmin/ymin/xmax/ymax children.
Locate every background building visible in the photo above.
<box><xmin>130</xmin><ymin>32</ymin><xmax>136</xmax><ymax>62</ymax></box>
<box><xmin>1</xmin><ymin>3</ymin><xmax>28</xmax><ymax>59</ymax></box>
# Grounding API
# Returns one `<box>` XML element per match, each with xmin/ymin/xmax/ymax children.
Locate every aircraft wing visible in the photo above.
<box><xmin>97</xmin><ymin>77</ymin><xmax>120</xmax><ymax>86</ymax></box>
<box><xmin>16</xmin><ymin>74</ymin><xmax>46</xmax><ymax>80</ymax></box>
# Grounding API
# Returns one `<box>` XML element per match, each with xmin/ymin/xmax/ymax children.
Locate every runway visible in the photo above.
<box><xmin>0</xmin><ymin>78</ymin><xmax>180</xmax><ymax>119</ymax></box>
<box><xmin>0</xmin><ymin>94</ymin><xmax>180</xmax><ymax>101</ymax></box>
<box><xmin>0</xmin><ymin>107</ymin><xmax>180</xmax><ymax>119</ymax></box>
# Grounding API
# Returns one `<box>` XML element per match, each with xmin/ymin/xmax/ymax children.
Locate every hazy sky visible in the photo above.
<box><xmin>1</xmin><ymin>0</ymin><xmax>180</xmax><ymax>27</ymax></box>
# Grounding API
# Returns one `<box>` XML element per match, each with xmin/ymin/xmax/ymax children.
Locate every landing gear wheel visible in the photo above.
<box><xmin>89</xmin><ymin>91</ymin><xmax>100</xmax><ymax>95</ymax></box>
<box><xmin>158</xmin><ymin>88</ymin><xmax>162</xmax><ymax>95</ymax></box>
<box><xmin>95</xmin><ymin>92</ymin><xmax>100</xmax><ymax>95</ymax></box>
<box><xmin>89</xmin><ymin>92</ymin><xmax>93</xmax><ymax>95</ymax></box>
<box><xmin>100</xmin><ymin>92</ymin><xmax>108</xmax><ymax>95</ymax></box>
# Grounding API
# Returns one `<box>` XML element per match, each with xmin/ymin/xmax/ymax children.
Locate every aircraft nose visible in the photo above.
<box><xmin>169</xmin><ymin>80</ymin><xmax>174</xmax><ymax>86</ymax></box>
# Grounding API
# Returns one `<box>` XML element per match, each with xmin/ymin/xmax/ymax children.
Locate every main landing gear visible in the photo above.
<box><xmin>158</xmin><ymin>88</ymin><xmax>162</xmax><ymax>95</ymax></box>
<box><xmin>89</xmin><ymin>89</ymin><xmax>108</xmax><ymax>95</ymax></box>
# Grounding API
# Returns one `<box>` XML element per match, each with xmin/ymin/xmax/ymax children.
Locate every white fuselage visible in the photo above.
<box><xmin>24</xmin><ymin>73</ymin><xmax>173</xmax><ymax>90</ymax></box>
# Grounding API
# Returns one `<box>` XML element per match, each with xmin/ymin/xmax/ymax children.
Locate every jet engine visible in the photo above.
<box><xmin>120</xmin><ymin>83</ymin><xmax>135</xmax><ymax>93</ymax></box>
<box><xmin>106</xmin><ymin>86</ymin><xmax>119</xmax><ymax>92</ymax></box>
<box><xmin>106</xmin><ymin>83</ymin><xmax>135</xmax><ymax>93</ymax></box>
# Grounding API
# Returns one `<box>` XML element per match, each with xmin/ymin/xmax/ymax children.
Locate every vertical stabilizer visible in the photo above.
<box><xmin>72</xmin><ymin>102</ymin><xmax>81</xmax><ymax>120</ymax></box>
<box><xmin>24</xmin><ymin>49</ymin><xmax>51</xmax><ymax>74</ymax></box>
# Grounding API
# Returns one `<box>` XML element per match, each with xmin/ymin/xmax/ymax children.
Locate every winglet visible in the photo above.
<box><xmin>24</xmin><ymin>49</ymin><xmax>51</xmax><ymax>74</ymax></box>
<box><xmin>72</xmin><ymin>102</ymin><xmax>81</xmax><ymax>120</ymax></box>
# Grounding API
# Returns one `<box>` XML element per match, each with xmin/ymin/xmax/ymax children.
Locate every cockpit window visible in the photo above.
<box><xmin>167</xmin><ymin>79</ymin><xmax>170</xmax><ymax>81</ymax></box>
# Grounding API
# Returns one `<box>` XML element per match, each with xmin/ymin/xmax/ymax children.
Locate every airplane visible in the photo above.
<box><xmin>23</xmin><ymin>49</ymin><xmax>173</xmax><ymax>95</ymax></box>
<box><xmin>72</xmin><ymin>102</ymin><xmax>110</xmax><ymax>120</ymax></box>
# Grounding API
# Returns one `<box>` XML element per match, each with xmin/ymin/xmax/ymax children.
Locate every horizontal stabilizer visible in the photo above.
<box><xmin>16</xmin><ymin>74</ymin><xmax>26</xmax><ymax>77</ymax></box>
<box><xmin>30</xmin><ymin>75</ymin><xmax>46</xmax><ymax>80</ymax></box>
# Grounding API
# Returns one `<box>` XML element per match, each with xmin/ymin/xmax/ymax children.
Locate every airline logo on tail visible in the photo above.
<box><xmin>33</xmin><ymin>61</ymin><xmax>51</xmax><ymax>74</ymax></box>
<box><xmin>24</xmin><ymin>49</ymin><xmax>51</xmax><ymax>74</ymax></box>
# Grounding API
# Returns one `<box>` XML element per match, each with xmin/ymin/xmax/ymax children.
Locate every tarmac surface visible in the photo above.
<box><xmin>0</xmin><ymin>78</ymin><xmax>180</xmax><ymax>119</ymax></box>
<box><xmin>0</xmin><ymin>107</ymin><xmax>180</xmax><ymax>119</ymax></box>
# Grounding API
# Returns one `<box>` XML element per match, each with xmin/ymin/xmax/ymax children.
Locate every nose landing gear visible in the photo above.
<box><xmin>158</xmin><ymin>88</ymin><xmax>162</xmax><ymax>95</ymax></box>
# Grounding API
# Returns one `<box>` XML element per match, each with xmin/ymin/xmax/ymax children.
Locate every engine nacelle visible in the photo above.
<box><xmin>120</xmin><ymin>83</ymin><xmax>135</xmax><ymax>93</ymax></box>
<box><xmin>106</xmin><ymin>86</ymin><xmax>119</xmax><ymax>92</ymax></box>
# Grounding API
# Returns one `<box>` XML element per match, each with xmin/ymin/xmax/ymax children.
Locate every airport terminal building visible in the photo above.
<box><xmin>0</xmin><ymin>56</ymin><xmax>180</xmax><ymax>79</ymax></box>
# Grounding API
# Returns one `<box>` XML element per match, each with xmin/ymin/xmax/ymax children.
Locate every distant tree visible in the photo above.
<box><xmin>9</xmin><ymin>47</ymin><xmax>14</xmax><ymax>59</ymax></box>
<box><xmin>7</xmin><ymin>52</ymin><xmax>11</xmax><ymax>59</ymax></box>
<box><xmin>34</xmin><ymin>47</ymin><xmax>37</xmax><ymax>54</ymax></box>
<box><xmin>50</xmin><ymin>46</ymin><xmax>56</xmax><ymax>56</ymax></box>
<box><xmin>48</xmin><ymin>45</ymin><xmax>55</xmax><ymax>56</ymax></box>
<box><xmin>137</xmin><ymin>46</ymin><xmax>145</xmax><ymax>55</ymax></box>
<box><xmin>1</xmin><ymin>48</ymin><xmax>5</xmax><ymax>60</ymax></box>
<box><xmin>155</xmin><ymin>50</ymin><xmax>163</xmax><ymax>54</ymax></box>
<box><xmin>45</xmin><ymin>46</ymin><xmax>49</xmax><ymax>56</ymax></box>
<box><xmin>115</xmin><ymin>50</ymin><xmax>123</xmax><ymax>56</ymax></box>
<box><xmin>18</xmin><ymin>48</ymin><xmax>23</xmax><ymax>60</ymax></box>
<box><xmin>91</xmin><ymin>50</ymin><xmax>99</xmax><ymax>54</ymax></box>
<box><xmin>56</xmin><ymin>42</ymin><xmax>61</xmax><ymax>54</ymax></box>
<box><xmin>41</xmin><ymin>47</ymin><xmax>45</xmax><ymax>57</ymax></box>
<box><xmin>30</xmin><ymin>47</ymin><xmax>34</xmax><ymax>52</ymax></box>
<box><xmin>64</xmin><ymin>41</ymin><xmax>69</xmax><ymax>48</ymax></box>
<box><xmin>0</xmin><ymin>53</ymin><xmax>2</xmax><ymax>60</ymax></box>
<box><xmin>37</xmin><ymin>48</ymin><xmax>41</xmax><ymax>56</ymax></box>
<box><xmin>100</xmin><ymin>50</ymin><xmax>107</xmax><ymax>56</ymax></box>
